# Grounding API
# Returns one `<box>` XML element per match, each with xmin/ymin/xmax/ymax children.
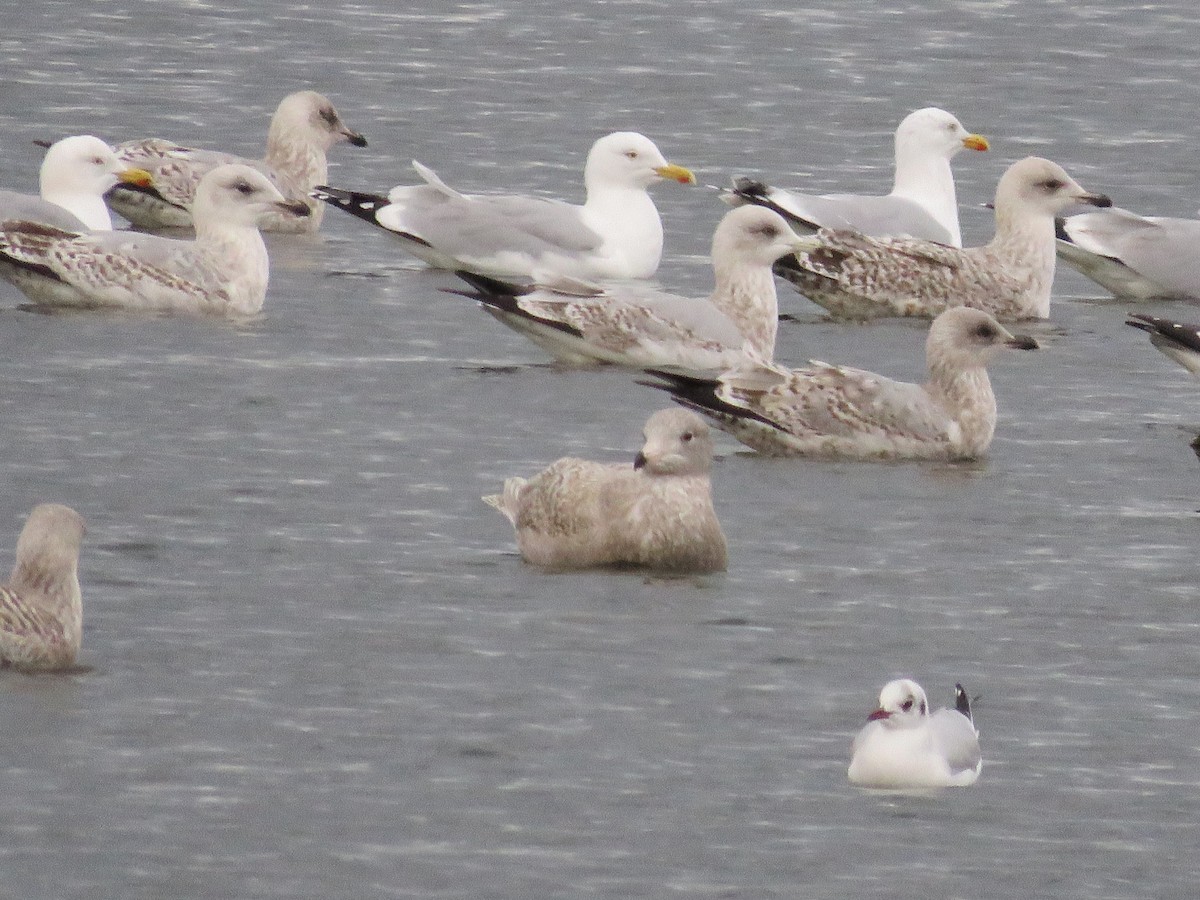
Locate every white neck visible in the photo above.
<box><xmin>194</xmin><ymin>223</ymin><xmax>271</xmax><ymax>314</ymax></box>
<box><xmin>925</xmin><ymin>365</ymin><xmax>997</xmax><ymax>457</ymax></box>
<box><xmin>581</xmin><ymin>185</ymin><xmax>662</xmax><ymax>279</ymax></box>
<box><xmin>709</xmin><ymin>265</ymin><xmax>779</xmax><ymax>360</ymax></box>
<box><xmin>45</xmin><ymin>193</ymin><xmax>113</xmax><ymax>230</ymax></box>
<box><xmin>891</xmin><ymin>151</ymin><xmax>961</xmax><ymax>247</ymax></box>
<box><xmin>986</xmin><ymin>210</ymin><xmax>1057</xmax><ymax>318</ymax></box>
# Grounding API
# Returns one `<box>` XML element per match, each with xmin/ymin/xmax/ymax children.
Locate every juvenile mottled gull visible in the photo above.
<box><xmin>313</xmin><ymin>131</ymin><xmax>696</xmax><ymax>280</ymax></box>
<box><xmin>0</xmin><ymin>135</ymin><xmax>151</xmax><ymax>231</ymax></box>
<box><xmin>444</xmin><ymin>206</ymin><xmax>806</xmax><ymax>368</ymax></box>
<box><xmin>848</xmin><ymin>679</ymin><xmax>982</xmax><ymax>788</ymax></box>
<box><xmin>1126</xmin><ymin>312</ymin><xmax>1200</xmax><ymax>375</ymax></box>
<box><xmin>484</xmin><ymin>408</ymin><xmax>727</xmax><ymax>572</ymax></box>
<box><xmin>641</xmin><ymin>307</ymin><xmax>1037</xmax><ymax>460</ymax></box>
<box><xmin>724</xmin><ymin>108</ymin><xmax>989</xmax><ymax>248</ymax></box>
<box><xmin>774</xmin><ymin>157</ymin><xmax>1111</xmax><ymax>320</ymax></box>
<box><xmin>1057</xmin><ymin>207</ymin><xmax>1200</xmax><ymax>300</ymax></box>
<box><xmin>107</xmin><ymin>90</ymin><xmax>366</xmax><ymax>233</ymax></box>
<box><xmin>0</xmin><ymin>503</ymin><xmax>86</xmax><ymax>672</ymax></box>
<box><xmin>0</xmin><ymin>164</ymin><xmax>309</xmax><ymax>315</ymax></box>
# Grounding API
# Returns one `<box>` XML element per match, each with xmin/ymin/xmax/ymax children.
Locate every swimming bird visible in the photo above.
<box><xmin>0</xmin><ymin>135</ymin><xmax>152</xmax><ymax>231</ymax></box>
<box><xmin>1126</xmin><ymin>312</ymin><xmax>1200</xmax><ymax>375</ymax></box>
<box><xmin>483</xmin><ymin>408</ymin><xmax>727</xmax><ymax>572</ymax></box>
<box><xmin>106</xmin><ymin>90</ymin><xmax>366</xmax><ymax>233</ymax></box>
<box><xmin>848</xmin><ymin>678</ymin><xmax>982</xmax><ymax>788</ymax></box>
<box><xmin>640</xmin><ymin>306</ymin><xmax>1037</xmax><ymax>460</ymax></box>
<box><xmin>724</xmin><ymin>107</ymin><xmax>989</xmax><ymax>248</ymax></box>
<box><xmin>0</xmin><ymin>164</ymin><xmax>309</xmax><ymax>314</ymax></box>
<box><xmin>1057</xmin><ymin>207</ymin><xmax>1200</xmax><ymax>300</ymax></box>
<box><xmin>0</xmin><ymin>503</ymin><xmax>87</xmax><ymax>672</ymax></box>
<box><xmin>444</xmin><ymin>205</ymin><xmax>807</xmax><ymax>368</ymax></box>
<box><xmin>773</xmin><ymin>157</ymin><xmax>1111</xmax><ymax>320</ymax></box>
<box><xmin>313</xmin><ymin>131</ymin><xmax>695</xmax><ymax>280</ymax></box>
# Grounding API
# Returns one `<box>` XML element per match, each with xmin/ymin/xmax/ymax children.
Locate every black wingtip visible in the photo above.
<box><xmin>954</xmin><ymin>683</ymin><xmax>973</xmax><ymax>720</ymax></box>
<box><xmin>451</xmin><ymin>269</ymin><xmax>532</xmax><ymax>298</ymax></box>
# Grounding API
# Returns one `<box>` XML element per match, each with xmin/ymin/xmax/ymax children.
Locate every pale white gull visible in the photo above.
<box><xmin>724</xmin><ymin>107</ymin><xmax>989</xmax><ymax>248</ymax></box>
<box><xmin>483</xmin><ymin>408</ymin><xmax>727</xmax><ymax>572</ymax></box>
<box><xmin>1126</xmin><ymin>312</ymin><xmax>1200</xmax><ymax>375</ymax></box>
<box><xmin>0</xmin><ymin>503</ymin><xmax>86</xmax><ymax>672</ymax></box>
<box><xmin>444</xmin><ymin>206</ymin><xmax>807</xmax><ymax>368</ymax></box>
<box><xmin>0</xmin><ymin>164</ymin><xmax>309</xmax><ymax>315</ymax></box>
<box><xmin>1</xmin><ymin>135</ymin><xmax>152</xmax><ymax>231</ymax></box>
<box><xmin>774</xmin><ymin>157</ymin><xmax>1111</xmax><ymax>320</ymax></box>
<box><xmin>107</xmin><ymin>90</ymin><xmax>366</xmax><ymax>233</ymax></box>
<box><xmin>640</xmin><ymin>307</ymin><xmax>1037</xmax><ymax>460</ymax></box>
<box><xmin>313</xmin><ymin>131</ymin><xmax>696</xmax><ymax>280</ymax></box>
<box><xmin>1057</xmin><ymin>207</ymin><xmax>1200</xmax><ymax>299</ymax></box>
<box><xmin>848</xmin><ymin>679</ymin><xmax>982</xmax><ymax>789</ymax></box>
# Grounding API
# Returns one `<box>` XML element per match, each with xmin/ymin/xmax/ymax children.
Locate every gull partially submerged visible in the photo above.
<box><xmin>0</xmin><ymin>503</ymin><xmax>87</xmax><ymax>672</ymax></box>
<box><xmin>107</xmin><ymin>90</ymin><xmax>366</xmax><ymax>233</ymax></box>
<box><xmin>1</xmin><ymin>135</ymin><xmax>151</xmax><ymax>231</ymax></box>
<box><xmin>848</xmin><ymin>679</ymin><xmax>982</xmax><ymax>789</ymax></box>
<box><xmin>724</xmin><ymin>107</ymin><xmax>989</xmax><ymax>248</ymax></box>
<box><xmin>641</xmin><ymin>307</ymin><xmax>1038</xmax><ymax>460</ymax></box>
<box><xmin>774</xmin><ymin>157</ymin><xmax>1111</xmax><ymax>320</ymax></box>
<box><xmin>313</xmin><ymin>131</ymin><xmax>695</xmax><ymax>280</ymax></box>
<box><xmin>444</xmin><ymin>206</ymin><xmax>806</xmax><ymax>368</ymax></box>
<box><xmin>0</xmin><ymin>164</ymin><xmax>309</xmax><ymax>315</ymax></box>
<box><xmin>484</xmin><ymin>409</ymin><xmax>727</xmax><ymax>572</ymax></box>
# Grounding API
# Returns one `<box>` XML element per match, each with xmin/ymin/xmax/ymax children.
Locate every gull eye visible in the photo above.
<box><xmin>233</xmin><ymin>179</ymin><xmax>255</xmax><ymax>195</ymax></box>
<box><xmin>320</xmin><ymin>106</ymin><xmax>338</xmax><ymax>126</ymax></box>
<box><xmin>680</xmin><ymin>431</ymin><xmax>694</xmax><ymax>443</ymax></box>
<box><xmin>900</xmin><ymin>699</ymin><xmax>914</xmax><ymax>712</ymax></box>
<box><xmin>1040</xmin><ymin>178</ymin><xmax>1065</xmax><ymax>192</ymax></box>
<box><xmin>92</xmin><ymin>156</ymin><xmax>106</xmax><ymax>166</ymax></box>
<box><xmin>755</xmin><ymin>223</ymin><xmax>780</xmax><ymax>238</ymax></box>
<box><xmin>625</xmin><ymin>150</ymin><xmax>638</xmax><ymax>160</ymax></box>
<box><xmin>973</xmin><ymin>323</ymin><xmax>997</xmax><ymax>340</ymax></box>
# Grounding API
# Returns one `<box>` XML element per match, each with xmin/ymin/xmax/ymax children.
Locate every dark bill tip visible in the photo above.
<box><xmin>633</xmin><ymin>451</ymin><xmax>647</xmax><ymax>471</ymax></box>
<box><xmin>1006</xmin><ymin>334</ymin><xmax>1040</xmax><ymax>351</ymax></box>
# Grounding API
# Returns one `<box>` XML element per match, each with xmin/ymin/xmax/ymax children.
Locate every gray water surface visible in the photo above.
<box><xmin>1</xmin><ymin>2</ymin><xmax>1198</xmax><ymax>898</ymax></box>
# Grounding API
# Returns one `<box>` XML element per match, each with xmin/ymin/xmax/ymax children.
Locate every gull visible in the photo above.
<box><xmin>640</xmin><ymin>306</ymin><xmax>1038</xmax><ymax>460</ymax></box>
<box><xmin>1057</xmin><ymin>207</ymin><xmax>1200</xmax><ymax>300</ymax></box>
<box><xmin>848</xmin><ymin>678</ymin><xmax>982</xmax><ymax>788</ymax></box>
<box><xmin>0</xmin><ymin>503</ymin><xmax>87</xmax><ymax>672</ymax></box>
<box><xmin>0</xmin><ymin>164</ymin><xmax>309</xmax><ymax>315</ymax></box>
<box><xmin>1</xmin><ymin>135</ymin><xmax>152</xmax><ymax>231</ymax></box>
<box><xmin>313</xmin><ymin>131</ymin><xmax>695</xmax><ymax>280</ymax></box>
<box><xmin>723</xmin><ymin>107</ymin><xmax>989</xmax><ymax>248</ymax></box>
<box><xmin>106</xmin><ymin>90</ymin><xmax>366</xmax><ymax>233</ymax></box>
<box><xmin>1126</xmin><ymin>312</ymin><xmax>1200</xmax><ymax>375</ymax></box>
<box><xmin>443</xmin><ymin>205</ymin><xmax>807</xmax><ymax>368</ymax></box>
<box><xmin>483</xmin><ymin>408</ymin><xmax>727</xmax><ymax>572</ymax></box>
<box><xmin>773</xmin><ymin>157</ymin><xmax>1112</xmax><ymax>320</ymax></box>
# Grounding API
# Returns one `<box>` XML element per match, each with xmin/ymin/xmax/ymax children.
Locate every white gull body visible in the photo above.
<box><xmin>0</xmin><ymin>135</ymin><xmax>151</xmax><ymax>231</ymax></box>
<box><xmin>1057</xmin><ymin>207</ymin><xmax>1200</xmax><ymax>300</ymax></box>
<box><xmin>313</xmin><ymin>131</ymin><xmax>695</xmax><ymax>280</ymax></box>
<box><xmin>848</xmin><ymin>679</ymin><xmax>981</xmax><ymax>788</ymax></box>
<box><xmin>642</xmin><ymin>307</ymin><xmax>1037</xmax><ymax>460</ymax></box>
<box><xmin>725</xmin><ymin>107</ymin><xmax>988</xmax><ymax>248</ymax></box>
<box><xmin>107</xmin><ymin>90</ymin><xmax>366</xmax><ymax>233</ymax></box>
<box><xmin>0</xmin><ymin>503</ymin><xmax>87</xmax><ymax>672</ymax></box>
<box><xmin>445</xmin><ymin>206</ymin><xmax>806</xmax><ymax>368</ymax></box>
<box><xmin>484</xmin><ymin>409</ymin><xmax>727</xmax><ymax>572</ymax></box>
<box><xmin>775</xmin><ymin>157</ymin><xmax>1111</xmax><ymax>320</ymax></box>
<box><xmin>0</xmin><ymin>164</ymin><xmax>309</xmax><ymax>315</ymax></box>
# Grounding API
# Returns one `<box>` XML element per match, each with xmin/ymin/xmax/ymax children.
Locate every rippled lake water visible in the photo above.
<box><xmin>1</xmin><ymin>2</ymin><xmax>1198</xmax><ymax>897</ymax></box>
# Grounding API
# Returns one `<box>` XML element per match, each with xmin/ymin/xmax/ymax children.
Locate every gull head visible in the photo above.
<box><xmin>895</xmin><ymin>107</ymin><xmax>989</xmax><ymax>160</ymax></box>
<box><xmin>41</xmin><ymin>135</ymin><xmax>152</xmax><ymax>202</ymax></box>
<box><xmin>711</xmin><ymin>205</ymin><xmax>809</xmax><ymax>273</ymax></box>
<box><xmin>927</xmin><ymin>306</ymin><xmax>1039</xmax><ymax>372</ymax></box>
<box><xmin>192</xmin><ymin>164</ymin><xmax>312</xmax><ymax>230</ymax></box>
<box><xmin>866</xmin><ymin>678</ymin><xmax>931</xmax><ymax>729</ymax></box>
<box><xmin>994</xmin><ymin>156</ymin><xmax>1111</xmax><ymax>221</ymax></box>
<box><xmin>632</xmin><ymin>409</ymin><xmax>715</xmax><ymax>476</ymax></box>
<box><xmin>586</xmin><ymin>132</ymin><xmax>695</xmax><ymax>192</ymax></box>
<box><xmin>12</xmin><ymin>503</ymin><xmax>86</xmax><ymax>585</ymax></box>
<box><xmin>272</xmin><ymin>90</ymin><xmax>368</xmax><ymax>150</ymax></box>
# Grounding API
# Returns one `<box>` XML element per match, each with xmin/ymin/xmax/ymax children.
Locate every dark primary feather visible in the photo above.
<box><xmin>1126</xmin><ymin>312</ymin><xmax>1200</xmax><ymax>354</ymax></box>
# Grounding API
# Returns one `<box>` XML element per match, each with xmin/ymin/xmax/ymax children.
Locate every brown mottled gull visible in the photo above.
<box><xmin>445</xmin><ymin>206</ymin><xmax>806</xmax><ymax>368</ymax></box>
<box><xmin>848</xmin><ymin>679</ymin><xmax>982</xmax><ymax>788</ymax></box>
<box><xmin>313</xmin><ymin>132</ymin><xmax>695</xmax><ymax>280</ymax></box>
<box><xmin>0</xmin><ymin>503</ymin><xmax>86</xmax><ymax>672</ymax></box>
<box><xmin>107</xmin><ymin>90</ymin><xmax>366</xmax><ymax>233</ymax></box>
<box><xmin>0</xmin><ymin>164</ymin><xmax>309</xmax><ymax>315</ymax></box>
<box><xmin>0</xmin><ymin>135</ymin><xmax>151</xmax><ymax>231</ymax></box>
<box><xmin>484</xmin><ymin>409</ymin><xmax>727</xmax><ymax>572</ymax></box>
<box><xmin>725</xmin><ymin>107</ymin><xmax>989</xmax><ymax>248</ymax></box>
<box><xmin>1058</xmin><ymin>207</ymin><xmax>1200</xmax><ymax>300</ymax></box>
<box><xmin>774</xmin><ymin>157</ymin><xmax>1111</xmax><ymax>320</ymax></box>
<box><xmin>1126</xmin><ymin>312</ymin><xmax>1200</xmax><ymax>375</ymax></box>
<box><xmin>641</xmin><ymin>307</ymin><xmax>1037</xmax><ymax>460</ymax></box>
